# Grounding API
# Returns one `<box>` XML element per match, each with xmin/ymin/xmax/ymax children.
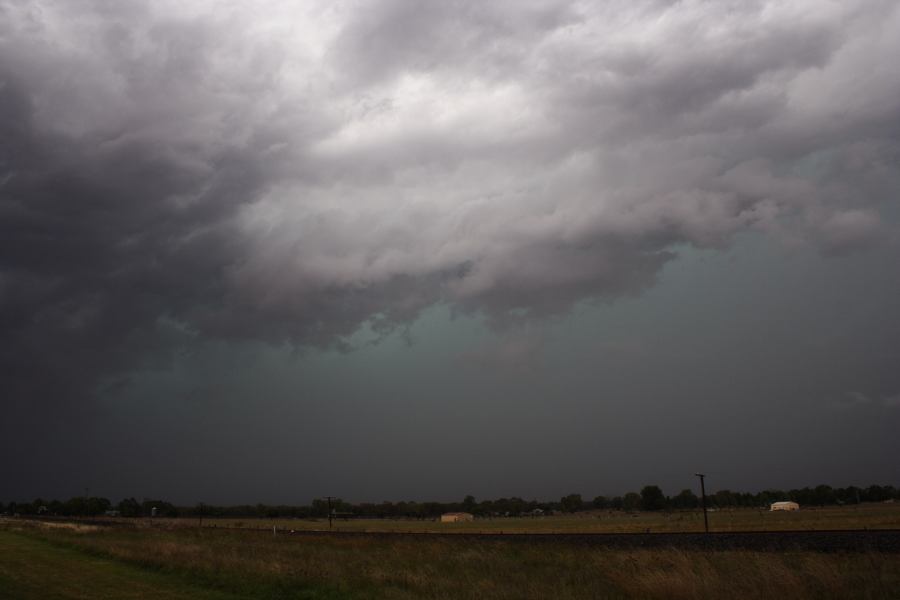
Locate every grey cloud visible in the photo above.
<box><xmin>816</xmin><ymin>209</ymin><xmax>885</xmax><ymax>256</ymax></box>
<box><xmin>329</xmin><ymin>0</ymin><xmax>577</xmax><ymax>87</ymax></box>
<box><xmin>1</xmin><ymin>0</ymin><xmax>900</xmax><ymax>412</ymax></box>
<box><xmin>456</xmin><ymin>331</ymin><xmax>547</xmax><ymax>372</ymax></box>
<box><xmin>835</xmin><ymin>391</ymin><xmax>900</xmax><ymax>411</ymax></box>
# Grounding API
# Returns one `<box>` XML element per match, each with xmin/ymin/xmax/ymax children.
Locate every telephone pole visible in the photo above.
<box><xmin>323</xmin><ymin>496</ymin><xmax>336</xmax><ymax>529</ymax></box>
<box><xmin>695</xmin><ymin>473</ymin><xmax>709</xmax><ymax>533</ymax></box>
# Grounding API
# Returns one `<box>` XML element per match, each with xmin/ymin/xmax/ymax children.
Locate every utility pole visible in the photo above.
<box><xmin>324</xmin><ymin>496</ymin><xmax>336</xmax><ymax>529</ymax></box>
<box><xmin>695</xmin><ymin>473</ymin><xmax>709</xmax><ymax>533</ymax></box>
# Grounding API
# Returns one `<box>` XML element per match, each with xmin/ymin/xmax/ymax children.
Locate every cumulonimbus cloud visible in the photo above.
<box><xmin>1</xmin><ymin>0</ymin><xmax>899</xmax><ymax>405</ymax></box>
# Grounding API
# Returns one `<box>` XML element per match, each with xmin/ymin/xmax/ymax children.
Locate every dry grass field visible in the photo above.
<box><xmin>176</xmin><ymin>503</ymin><xmax>900</xmax><ymax>534</ymax></box>
<box><xmin>3</xmin><ymin>512</ymin><xmax>900</xmax><ymax>600</ymax></box>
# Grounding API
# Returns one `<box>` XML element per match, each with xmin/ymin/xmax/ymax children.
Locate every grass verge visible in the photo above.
<box><xmin>3</xmin><ymin>520</ymin><xmax>900</xmax><ymax>599</ymax></box>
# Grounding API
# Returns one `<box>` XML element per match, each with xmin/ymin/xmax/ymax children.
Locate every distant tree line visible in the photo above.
<box><xmin>585</xmin><ymin>484</ymin><xmax>898</xmax><ymax>513</ymax></box>
<box><xmin>2</xmin><ymin>484</ymin><xmax>897</xmax><ymax>519</ymax></box>
<box><xmin>0</xmin><ymin>497</ymin><xmax>178</xmax><ymax>518</ymax></box>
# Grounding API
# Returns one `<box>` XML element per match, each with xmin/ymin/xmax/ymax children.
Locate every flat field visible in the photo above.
<box><xmin>184</xmin><ymin>503</ymin><xmax>900</xmax><ymax>534</ymax></box>
<box><xmin>0</xmin><ymin>526</ymin><xmax>247</xmax><ymax>600</ymax></box>
<box><xmin>3</xmin><ymin>516</ymin><xmax>900</xmax><ymax>600</ymax></box>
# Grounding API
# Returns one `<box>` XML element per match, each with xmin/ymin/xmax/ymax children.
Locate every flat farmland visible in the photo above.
<box><xmin>3</xmin><ymin>519</ymin><xmax>900</xmax><ymax>600</ymax></box>
<box><xmin>182</xmin><ymin>503</ymin><xmax>900</xmax><ymax>534</ymax></box>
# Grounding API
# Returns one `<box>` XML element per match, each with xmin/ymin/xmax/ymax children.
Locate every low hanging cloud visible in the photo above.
<box><xmin>1</xmin><ymin>0</ymin><xmax>899</xmax><ymax>406</ymax></box>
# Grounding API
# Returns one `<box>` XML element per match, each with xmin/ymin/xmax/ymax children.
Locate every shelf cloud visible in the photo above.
<box><xmin>2</xmin><ymin>0</ymin><xmax>899</xmax><ymax>413</ymax></box>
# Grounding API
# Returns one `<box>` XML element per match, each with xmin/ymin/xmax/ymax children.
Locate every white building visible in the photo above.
<box><xmin>770</xmin><ymin>501</ymin><xmax>800</xmax><ymax>511</ymax></box>
<box><xmin>440</xmin><ymin>512</ymin><xmax>474</xmax><ymax>523</ymax></box>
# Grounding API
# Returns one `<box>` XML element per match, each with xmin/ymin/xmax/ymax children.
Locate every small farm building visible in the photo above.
<box><xmin>440</xmin><ymin>512</ymin><xmax>474</xmax><ymax>523</ymax></box>
<box><xmin>770</xmin><ymin>501</ymin><xmax>800</xmax><ymax>511</ymax></box>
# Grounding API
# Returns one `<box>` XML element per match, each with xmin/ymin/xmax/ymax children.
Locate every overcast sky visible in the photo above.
<box><xmin>2</xmin><ymin>0</ymin><xmax>899</xmax><ymax>505</ymax></box>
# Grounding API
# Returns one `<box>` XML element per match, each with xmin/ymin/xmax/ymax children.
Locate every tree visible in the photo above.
<box><xmin>835</xmin><ymin>486</ymin><xmax>862</xmax><ymax>505</ymax></box>
<box><xmin>813</xmin><ymin>485</ymin><xmax>836</xmax><ymax>506</ymax></box>
<box><xmin>141</xmin><ymin>499</ymin><xmax>178</xmax><ymax>518</ymax></box>
<box><xmin>592</xmin><ymin>495</ymin><xmax>610</xmax><ymax>509</ymax></box>
<box><xmin>82</xmin><ymin>497</ymin><xmax>111</xmax><ymax>516</ymax></box>
<box><xmin>713</xmin><ymin>489</ymin><xmax>736</xmax><ymax>508</ymax></box>
<box><xmin>622</xmin><ymin>492</ymin><xmax>641</xmax><ymax>511</ymax></box>
<box><xmin>758</xmin><ymin>489</ymin><xmax>787</xmax><ymax>506</ymax></box>
<box><xmin>118</xmin><ymin>497</ymin><xmax>141</xmax><ymax>517</ymax></box>
<box><xmin>62</xmin><ymin>497</ymin><xmax>85</xmax><ymax>516</ymax></box>
<box><xmin>640</xmin><ymin>486</ymin><xmax>666</xmax><ymax>511</ymax></box>
<box><xmin>864</xmin><ymin>485</ymin><xmax>894</xmax><ymax>503</ymax></box>
<box><xmin>671</xmin><ymin>489</ymin><xmax>698</xmax><ymax>509</ymax></box>
<box><xmin>462</xmin><ymin>495</ymin><xmax>477</xmax><ymax>513</ymax></box>
<box><xmin>560</xmin><ymin>494</ymin><xmax>583</xmax><ymax>513</ymax></box>
<box><xmin>311</xmin><ymin>499</ymin><xmax>331</xmax><ymax>518</ymax></box>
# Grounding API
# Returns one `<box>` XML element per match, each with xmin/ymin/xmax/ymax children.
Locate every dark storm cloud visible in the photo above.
<box><xmin>0</xmin><ymin>1</ymin><xmax>278</xmax><ymax>409</ymax></box>
<box><xmin>1</xmin><ymin>0</ymin><xmax>900</xmax><ymax>413</ymax></box>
